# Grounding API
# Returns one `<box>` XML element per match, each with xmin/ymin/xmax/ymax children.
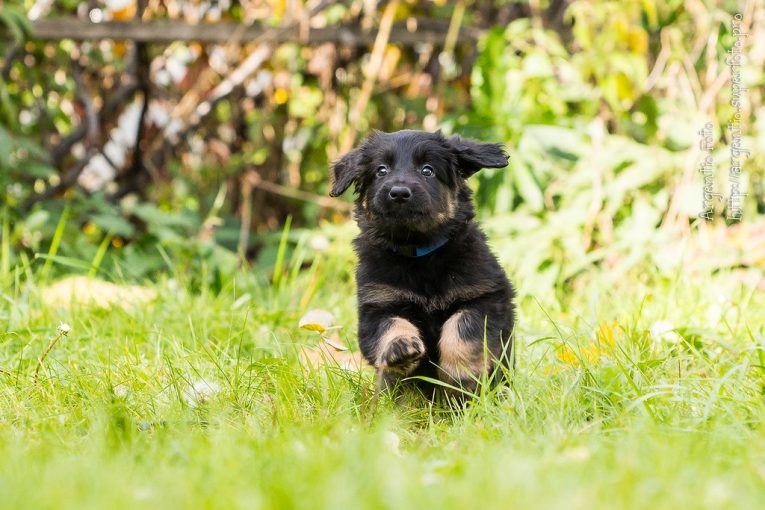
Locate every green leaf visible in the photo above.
<box><xmin>92</xmin><ymin>214</ymin><xmax>136</xmax><ymax>238</ymax></box>
<box><xmin>25</xmin><ymin>162</ymin><xmax>56</xmax><ymax>179</ymax></box>
<box><xmin>522</xmin><ymin>125</ymin><xmax>585</xmax><ymax>161</ymax></box>
<box><xmin>513</xmin><ymin>159</ymin><xmax>544</xmax><ymax>213</ymax></box>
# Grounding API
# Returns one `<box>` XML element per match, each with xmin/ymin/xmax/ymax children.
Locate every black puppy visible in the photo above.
<box><xmin>329</xmin><ymin>130</ymin><xmax>515</xmax><ymax>395</ymax></box>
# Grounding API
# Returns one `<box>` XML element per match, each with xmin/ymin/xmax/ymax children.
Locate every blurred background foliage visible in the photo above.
<box><xmin>0</xmin><ymin>0</ymin><xmax>763</xmax><ymax>301</ymax></box>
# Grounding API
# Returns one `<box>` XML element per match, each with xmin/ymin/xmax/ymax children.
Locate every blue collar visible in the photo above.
<box><xmin>391</xmin><ymin>237</ymin><xmax>449</xmax><ymax>258</ymax></box>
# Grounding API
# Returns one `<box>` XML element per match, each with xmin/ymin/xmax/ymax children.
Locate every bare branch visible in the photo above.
<box><xmin>339</xmin><ymin>0</ymin><xmax>400</xmax><ymax>154</ymax></box>
<box><xmin>51</xmin><ymin>76</ymin><xmax>138</xmax><ymax>165</ymax></box>
<box><xmin>1</xmin><ymin>42</ymin><xmax>22</xmax><ymax>80</ymax></box>
<box><xmin>22</xmin><ymin>147</ymin><xmax>100</xmax><ymax>208</ymax></box>
<box><xmin>71</xmin><ymin>60</ymin><xmax>99</xmax><ymax>145</ymax></box>
<box><xmin>248</xmin><ymin>170</ymin><xmax>353</xmax><ymax>212</ymax></box>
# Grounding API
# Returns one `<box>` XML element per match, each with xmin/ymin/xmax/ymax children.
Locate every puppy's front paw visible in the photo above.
<box><xmin>379</xmin><ymin>335</ymin><xmax>425</xmax><ymax>374</ymax></box>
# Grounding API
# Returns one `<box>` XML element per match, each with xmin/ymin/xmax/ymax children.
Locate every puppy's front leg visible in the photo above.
<box><xmin>358</xmin><ymin>308</ymin><xmax>425</xmax><ymax>377</ymax></box>
<box><xmin>437</xmin><ymin>307</ymin><xmax>510</xmax><ymax>392</ymax></box>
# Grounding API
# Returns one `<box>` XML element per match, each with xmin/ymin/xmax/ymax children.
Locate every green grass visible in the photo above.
<box><xmin>1</xmin><ymin>231</ymin><xmax>764</xmax><ymax>509</ymax></box>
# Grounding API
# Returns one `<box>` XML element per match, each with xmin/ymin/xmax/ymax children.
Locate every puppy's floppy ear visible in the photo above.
<box><xmin>329</xmin><ymin>149</ymin><xmax>362</xmax><ymax>197</ymax></box>
<box><xmin>448</xmin><ymin>136</ymin><xmax>509</xmax><ymax>178</ymax></box>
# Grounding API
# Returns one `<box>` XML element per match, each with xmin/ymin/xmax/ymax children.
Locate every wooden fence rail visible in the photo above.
<box><xmin>2</xmin><ymin>17</ymin><xmax>481</xmax><ymax>45</ymax></box>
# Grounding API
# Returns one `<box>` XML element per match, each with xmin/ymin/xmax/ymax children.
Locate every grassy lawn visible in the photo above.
<box><xmin>1</xmin><ymin>225</ymin><xmax>764</xmax><ymax>509</ymax></box>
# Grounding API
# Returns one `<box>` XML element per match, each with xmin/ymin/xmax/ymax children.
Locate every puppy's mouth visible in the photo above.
<box><xmin>379</xmin><ymin>208</ymin><xmax>426</xmax><ymax>219</ymax></box>
<box><xmin>368</xmin><ymin>206</ymin><xmax>444</xmax><ymax>238</ymax></box>
<box><xmin>371</xmin><ymin>198</ymin><xmax>428</xmax><ymax>221</ymax></box>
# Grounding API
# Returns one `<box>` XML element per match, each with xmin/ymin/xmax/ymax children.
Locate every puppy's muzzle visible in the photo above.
<box><xmin>388</xmin><ymin>186</ymin><xmax>412</xmax><ymax>203</ymax></box>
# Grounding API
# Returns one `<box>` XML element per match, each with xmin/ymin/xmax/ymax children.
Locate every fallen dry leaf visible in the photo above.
<box><xmin>299</xmin><ymin>309</ymin><xmax>350</xmax><ymax>351</ymax></box>
<box><xmin>42</xmin><ymin>276</ymin><xmax>157</xmax><ymax>309</ymax></box>
<box><xmin>322</xmin><ymin>333</ymin><xmax>349</xmax><ymax>352</ymax></box>
<box><xmin>298</xmin><ymin>309</ymin><xmax>336</xmax><ymax>333</ymax></box>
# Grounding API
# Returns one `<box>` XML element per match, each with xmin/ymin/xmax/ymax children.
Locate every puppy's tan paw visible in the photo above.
<box><xmin>379</xmin><ymin>335</ymin><xmax>425</xmax><ymax>373</ymax></box>
<box><xmin>376</xmin><ymin>318</ymin><xmax>425</xmax><ymax>375</ymax></box>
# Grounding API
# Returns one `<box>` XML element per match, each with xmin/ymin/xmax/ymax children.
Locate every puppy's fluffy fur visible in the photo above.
<box><xmin>330</xmin><ymin>130</ymin><xmax>515</xmax><ymax>394</ymax></box>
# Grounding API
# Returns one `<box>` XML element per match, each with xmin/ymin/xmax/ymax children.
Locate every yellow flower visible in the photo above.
<box><xmin>556</xmin><ymin>344</ymin><xmax>603</xmax><ymax>366</ymax></box>
<box><xmin>556</xmin><ymin>321</ymin><xmax>620</xmax><ymax>367</ymax></box>
<box><xmin>597</xmin><ymin>320</ymin><xmax>619</xmax><ymax>347</ymax></box>
<box><xmin>83</xmin><ymin>222</ymin><xmax>97</xmax><ymax>235</ymax></box>
<box><xmin>556</xmin><ymin>346</ymin><xmax>580</xmax><ymax>366</ymax></box>
<box><xmin>274</xmin><ymin>88</ymin><xmax>289</xmax><ymax>105</ymax></box>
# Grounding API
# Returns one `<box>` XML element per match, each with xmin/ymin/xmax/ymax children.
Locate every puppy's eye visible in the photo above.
<box><xmin>421</xmin><ymin>164</ymin><xmax>435</xmax><ymax>177</ymax></box>
<box><xmin>376</xmin><ymin>165</ymin><xmax>388</xmax><ymax>177</ymax></box>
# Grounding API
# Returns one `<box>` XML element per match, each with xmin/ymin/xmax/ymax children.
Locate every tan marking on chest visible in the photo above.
<box><xmin>359</xmin><ymin>281</ymin><xmax>498</xmax><ymax>313</ymax></box>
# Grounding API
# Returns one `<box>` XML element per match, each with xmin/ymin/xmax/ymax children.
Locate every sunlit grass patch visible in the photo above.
<box><xmin>1</xmin><ymin>261</ymin><xmax>764</xmax><ymax>509</ymax></box>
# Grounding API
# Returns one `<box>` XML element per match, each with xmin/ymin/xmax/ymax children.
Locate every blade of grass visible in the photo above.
<box><xmin>407</xmin><ymin>375</ymin><xmax>476</xmax><ymax>398</ymax></box>
<box><xmin>88</xmin><ymin>232</ymin><xmax>113</xmax><ymax>277</ymax></box>
<box><xmin>39</xmin><ymin>206</ymin><xmax>69</xmax><ymax>282</ymax></box>
<box><xmin>35</xmin><ymin>254</ymin><xmax>92</xmax><ymax>272</ymax></box>
<box><xmin>1</xmin><ymin>207</ymin><xmax>10</xmax><ymax>281</ymax></box>
<box><xmin>298</xmin><ymin>254</ymin><xmax>324</xmax><ymax>311</ymax></box>
<box><xmin>272</xmin><ymin>215</ymin><xmax>292</xmax><ymax>288</ymax></box>
<box><xmin>287</xmin><ymin>232</ymin><xmax>308</xmax><ymax>286</ymax></box>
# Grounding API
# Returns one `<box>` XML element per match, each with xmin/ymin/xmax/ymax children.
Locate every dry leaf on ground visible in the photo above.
<box><xmin>298</xmin><ymin>309</ymin><xmax>350</xmax><ymax>351</ymax></box>
<box><xmin>298</xmin><ymin>309</ymin><xmax>336</xmax><ymax>333</ymax></box>
<box><xmin>322</xmin><ymin>334</ymin><xmax>349</xmax><ymax>351</ymax></box>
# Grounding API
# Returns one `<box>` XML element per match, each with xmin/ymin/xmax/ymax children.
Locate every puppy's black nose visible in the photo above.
<box><xmin>388</xmin><ymin>186</ymin><xmax>412</xmax><ymax>203</ymax></box>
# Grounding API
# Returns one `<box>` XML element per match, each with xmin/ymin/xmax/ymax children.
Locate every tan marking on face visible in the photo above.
<box><xmin>435</xmin><ymin>193</ymin><xmax>458</xmax><ymax>223</ymax></box>
<box><xmin>437</xmin><ymin>311</ymin><xmax>489</xmax><ymax>385</ymax></box>
<box><xmin>376</xmin><ymin>317</ymin><xmax>420</xmax><ymax>367</ymax></box>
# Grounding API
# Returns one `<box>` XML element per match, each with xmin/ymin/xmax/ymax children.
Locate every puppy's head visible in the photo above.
<box><xmin>329</xmin><ymin>130</ymin><xmax>508</xmax><ymax>241</ymax></box>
